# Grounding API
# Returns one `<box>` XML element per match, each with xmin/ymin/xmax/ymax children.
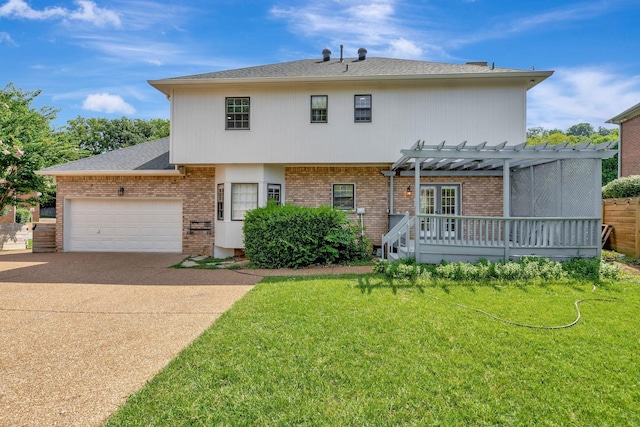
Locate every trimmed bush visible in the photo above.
<box><xmin>243</xmin><ymin>202</ymin><xmax>371</xmax><ymax>269</ymax></box>
<box><xmin>602</xmin><ymin>175</ymin><xmax>640</xmax><ymax>198</ymax></box>
<box><xmin>15</xmin><ymin>208</ymin><xmax>32</xmax><ymax>223</ymax></box>
<box><xmin>375</xmin><ymin>256</ymin><xmax>620</xmax><ymax>283</ymax></box>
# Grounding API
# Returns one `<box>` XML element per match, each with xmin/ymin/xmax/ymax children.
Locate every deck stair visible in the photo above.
<box><xmin>382</xmin><ymin>213</ymin><xmax>414</xmax><ymax>261</ymax></box>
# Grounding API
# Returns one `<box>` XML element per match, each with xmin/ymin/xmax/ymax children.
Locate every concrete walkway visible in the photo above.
<box><xmin>0</xmin><ymin>251</ymin><xmax>371</xmax><ymax>427</ymax></box>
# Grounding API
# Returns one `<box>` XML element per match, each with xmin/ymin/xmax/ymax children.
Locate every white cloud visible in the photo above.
<box><xmin>528</xmin><ymin>67</ymin><xmax>640</xmax><ymax>130</ymax></box>
<box><xmin>386</xmin><ymin>38</ymin><xmax>423</xmax><ymax>58</ymax></box>
<box><xmin>0</xmin><ymin>0</ymin><xmax>120</xmax><ymax>27</ymax></box>
<box><xmin>0</xmin><ymin>31</ymin><xmax>17</xmax><ymax>46</ymax></box>
<box><xmin>270</xmin><ymin>0</ymin><xmax>437</xmax><ymax>60</ymax></box>
<box><xmin>0</xmin><ymin>0</ymin><xmax>66</xmax><ymax>19</ymax></box>
<box><xmin>68</xmin><ymin>0</ymin><xmax>120</xmax><ymax>27</ymax></box>
<box><xmin>82</xmin><ymin>93</ymin><xmax>136</xmax><ymax>114</ymax></box>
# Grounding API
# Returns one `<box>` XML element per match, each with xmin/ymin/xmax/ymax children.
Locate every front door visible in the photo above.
<box><xmin>419</xmin><ymin>184</ymin><xmax>459</xmax><ymax>238</ymax></box>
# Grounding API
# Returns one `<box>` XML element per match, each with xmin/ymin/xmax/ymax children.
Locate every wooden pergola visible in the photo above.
<box><xmin>382</xmin><ymin>140</ymin><xmax>618</xmax><ymax>263</ymax></box>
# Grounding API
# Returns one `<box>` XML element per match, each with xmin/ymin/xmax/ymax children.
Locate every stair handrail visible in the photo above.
<box><xmin>382</xmin><ymin>212</ymin><xmax>412</xmax><ymax>260</ymax></box>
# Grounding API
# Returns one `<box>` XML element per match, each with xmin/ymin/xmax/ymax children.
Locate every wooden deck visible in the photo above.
<box><xmin>384</xmin><ymin>214</ymin><xmax>601</xmax><ymax>263</ymax></box>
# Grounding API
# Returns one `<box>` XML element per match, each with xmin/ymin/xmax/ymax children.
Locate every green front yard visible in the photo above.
<box><xmin>104</xmin><ymin>274</ymin><xmax>639</xmax><ymax>426</ymax></box>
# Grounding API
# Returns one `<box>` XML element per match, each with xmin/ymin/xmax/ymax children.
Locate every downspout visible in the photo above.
<box><xmin>389</xmin><ymin>174</ymin><xmax>394</xmax><ymax>214</ymax></box>
<box><xmin>414</xmin><ymin>160</ymin><xmax>420</xmax><ymax>259</ymax></box>
<box><xmin>503</xmin><ymin>159</ymin><xmax>511</xmax><ymax>261</ymax></box>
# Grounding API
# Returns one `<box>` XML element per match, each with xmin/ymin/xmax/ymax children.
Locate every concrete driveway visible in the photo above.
<box><xmin>0</xmin><ymin>252</ymin><xmax>259</xmax><ymax>427</ymax></box>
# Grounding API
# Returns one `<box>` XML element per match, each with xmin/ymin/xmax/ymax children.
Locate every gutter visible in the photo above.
<box><xmin>35</xmin><ymin>170</ymin><xmax>183</xmax><ymax>177</ymax></box>
<box><xmin>148</xmin><ymin>71</ymin><xmax>554</xmax><ymax>96</ymax></box>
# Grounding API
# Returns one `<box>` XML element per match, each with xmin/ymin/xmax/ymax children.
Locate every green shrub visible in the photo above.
<box><xmin>15</xmin><ymin>208</ymin><xmax>32</xmax><ymax>223</ymax></box>
<box><xmin>562</xmin><ymin>257</ymin><xmax>621</xmax><ymax>280</ymax></box>
<box><xmin>243</xmin><ymin>202</ymin><xmax>371</xmax><ymax>269</ymax></box>
<box><xmin>375</xmin><ymin>256</ymin><xmax>570</xmax><ymax>283</ymax></box>
<box><xmin>602</xmin><ymin>175</ymin><xmax>640</xmax><ymax>198</ymax></box>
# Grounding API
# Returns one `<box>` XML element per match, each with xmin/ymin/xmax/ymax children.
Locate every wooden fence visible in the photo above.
<box><xmin>602</xmin><ymin>197</ymin><xmax>640</xmax><ymax>258</ymax></box>
<box><xmin>32</xmin><ymin>222</ymin><xmax>56</xmax><ymax>253</ymax></box>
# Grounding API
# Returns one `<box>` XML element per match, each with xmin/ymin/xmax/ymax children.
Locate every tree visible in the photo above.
<box><xmin>64</xmin><ymin>116</ymin><xmax>170</xmax><ymax>155</ymax></box>
<box><xmin>526</xmin><ymin>123</ymin><xmax>619</xmax><ymax>186</ymax></box>
<box><xmin>0</xmin><ymin>83</ymin><xmax>81</xmax><ymax>213</ymax></box>
<box><xmin>566</xmin><ymin>123</ymin><xmax>594</xmax><ymax>137</ymax></box>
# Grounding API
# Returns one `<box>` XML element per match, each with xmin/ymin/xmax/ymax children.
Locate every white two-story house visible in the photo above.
<box><xmin>40</xmin><ymin>49</ymin><xmax>615</xmax><ymax>261</ymax></box>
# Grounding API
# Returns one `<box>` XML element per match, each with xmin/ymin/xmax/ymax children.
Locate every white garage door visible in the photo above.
<box><xmin>65</xmin><ymin>199</ymin><xmax>182</xmax><ymax>252</ymax></box>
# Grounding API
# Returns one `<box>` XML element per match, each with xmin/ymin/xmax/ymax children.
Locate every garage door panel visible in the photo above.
<box><xmin>66</xmin><ymin>199</ymin><xmax>183</xmax><ymax>253</ymax></box>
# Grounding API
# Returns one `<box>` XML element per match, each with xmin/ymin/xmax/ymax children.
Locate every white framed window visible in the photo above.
<box><xmin>354</xmin><ymin>94</ymin><xmax>372</xmax><ymax>122</ymax></box>
<box><xmin>216</xmin><ymin>184</ymin><xmax>224</xmax><ymax>220</ymax></box>
<box><xmin>231</xmin><ymin>183</ymin><xmax>258</xmax><ymax>220</ymax></box>
<box><xmin>311</xmin><ymin>95</ymin><xmax>328</xmax><ymax>123</ymax></box>
<box><xmin>267</xmin><ymin>183</ymin><xmax>281</xmax><ymax>205</ymax></box>
<box><xmin>226</xmin><ymin>97</ymin><xmax>250</xmax><ymax>129</ymax></box>
<box><xmin>332</xmin><ymin>183</ymin><xmax>355</xmax><ymax>210</ymax></box>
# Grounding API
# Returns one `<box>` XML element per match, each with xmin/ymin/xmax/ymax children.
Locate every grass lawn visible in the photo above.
<box><xmin>104</xmin><ymin>274</ymin><xmax>640</xmax><ymax>426</ymax></box>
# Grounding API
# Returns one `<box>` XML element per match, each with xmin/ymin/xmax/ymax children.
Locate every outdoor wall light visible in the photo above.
<box><xmin>118</xmin><ymin>187</ymin><xmax>125</xmax><ymax>197</ymax></box>
<box><xmin>406</xmin><ymin>185</ymin><xmax>412</xmax><ymax>196</ymax></box>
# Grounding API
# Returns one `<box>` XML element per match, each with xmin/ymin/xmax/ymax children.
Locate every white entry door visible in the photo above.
<box><xmin>420</xmin><ymin>185</ymin><xmax>459</xmax><ymax>238</ymax></box>
<box><xmin>65</xmin><ymin>199</ymin><xmax>182</xmax><ymax>252</ymax></box>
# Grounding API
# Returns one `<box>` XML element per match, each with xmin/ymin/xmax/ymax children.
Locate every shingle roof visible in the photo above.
<box><xmin>606</xmin><ymin>102</ymin><xmax>640</xmax><ymax>124</ymax></box>
<box><xmin>38</xmin><ymin>137</ymin><xmax>174</xmax><ymax>175</ymax></box>
<box><xmin>164</xmin><ymin>57</ymin><xmax>529</xmax><ymax>81</ymax></box>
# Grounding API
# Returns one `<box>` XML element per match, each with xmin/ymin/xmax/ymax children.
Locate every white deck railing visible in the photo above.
<box><xmin>382</xmin><ymin>214</ymin><xmax>600</xmax><ymax>263</ymax></box>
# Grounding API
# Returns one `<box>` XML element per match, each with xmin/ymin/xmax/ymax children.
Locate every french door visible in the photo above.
<box><xmin>419</xmin><ymin>184</ymin><xmax>460</xmax><ymax>238</ymax></box>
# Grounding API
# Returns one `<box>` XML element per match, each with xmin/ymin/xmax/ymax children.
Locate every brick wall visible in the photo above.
<box><xmin>285</xmin><ymin>166</ymin><xmax>504</xmax><ymax>246</ymax></box>
<box><xmin>54</xmin><ymin>167</ymin><xmax>216</xmax><ymax>255</ymax></box>
<box><xmin>286</xmin><ymin>166</ymin><xmax>389</xmax><ymax>245</ymax></box>
<box><xmin>392</xmin><ymin>175</ymin><xmax>504</xmax><ymax>217</ymax></box>
<box><xmin>621</xmin><ymin>114</ymin><xmax>640</xmax><ymax>177</ymax></box>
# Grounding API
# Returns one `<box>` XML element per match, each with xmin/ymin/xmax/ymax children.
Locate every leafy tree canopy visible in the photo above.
<box><xmin>1</xmin><ymin>83</ymin><xmax>81</xmax><ymax>212</ymax></box>
<box><xmin>64</xmin><ymin>116</ymin><xmax>170</xmax><ymax>155</ymax></box>
<box><xmin>526</xmin><ymin>122</ymin><xmax>619</xmax><ymax>186</ymax></box>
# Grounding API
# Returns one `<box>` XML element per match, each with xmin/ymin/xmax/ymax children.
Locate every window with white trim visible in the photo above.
<box><xmin>354</xmin><ymin>94</ymin><xmax>372</xmax><ymax>122</ymax></box>
<box><xmin>226</xmin><ymin>97</ymin><xmax>250</xmax><ymax>129</ymax></box>
<box><xmin>231</xmin><ymin>183</ymin><xmax>258</xmax><ymax>220</ymax></box>
<box><xmin>311</xmin><ymin>95</ymin><xmax>328</xmax><ymax>123</ymax></box>
<box><xmin>332</xmin><ymin>183</ymin><xmax>355</xmax><ymax>210</ymax></box>
<box><xmin>267</xmin><ymin>183</ymin><xmax>281</xmax><ymax>205</ymax></box>
<box><xmin>216</xmin><ymin>184</ymin><xmax>224</xmax><ymax>220</ymax></box>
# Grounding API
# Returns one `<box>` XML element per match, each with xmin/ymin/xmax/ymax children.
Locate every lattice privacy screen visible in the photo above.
<box><xmin>511</xmin><ymin>159</ymin><xmax>598</xmax><ymax>217</ymax></box>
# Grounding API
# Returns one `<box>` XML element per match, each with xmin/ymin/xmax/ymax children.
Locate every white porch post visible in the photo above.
<box><xmin>414</xmin><ymin>160</ymin><xmax>420</xmax><ymax>259</ymax></box>
<box><xmin>503</xmin><ymin>159</ymin><xmax>510</xmax><ymax>260</ymax></box>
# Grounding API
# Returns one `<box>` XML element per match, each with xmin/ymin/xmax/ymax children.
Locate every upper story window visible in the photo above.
<box><xmin>354</xmin><ymin>95</ymin><xmax>372</xmax><ymax>122</ymax></box>
<box><xmin>311</xmin><ymin>95</ymin><xmax>328</xmax><ymax>123</ymax></box>
<box><xmin>332</xmin><ymin>183</ymin><xmax>355</xmax><ymax>211</ymax></box>
<box><xmin>226</xmin><ymin>97</ymin><xmax>250</xmax><ymax>129</ymax></box>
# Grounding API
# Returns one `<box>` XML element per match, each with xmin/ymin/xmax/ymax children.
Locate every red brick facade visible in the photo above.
<box><xmin>620</xmin><ymin>114</ymin><xmax>640</xmax><ymax>177</ymax></box>
<box><xmin>286</xmin><ymin>166</ymin><xmax>503</xmax><ymax>246</ymax></box>
<box><xmin>53</xmin><ymin>165</ymin><xmax>504</xmax><ymax>254</ymax></box>
<box><xmin>54</xmin><ymin>167</ymin><xmax>216</xmax><ymax>255</ymax></box>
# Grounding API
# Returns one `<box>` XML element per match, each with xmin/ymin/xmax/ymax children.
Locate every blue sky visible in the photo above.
<box><xmin>1</xmin><ymin>0</ymin><xmax>639</xmax><ymax>132</ymax></box>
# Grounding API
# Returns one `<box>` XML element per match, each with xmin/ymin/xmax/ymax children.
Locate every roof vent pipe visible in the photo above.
<box><xmin>340</xmin><ymin>45</ymin><xmax>344</xmax><ymax>62</ymax></box>
<box><xmin>322</xmin><ymin>48</ymin><xmax>331</xmax><ymax>62</ymax></box>
<box><xmin>358</xmin><ymin>48</ymin><xmax>367</xmax><ymax>61</ymax></box>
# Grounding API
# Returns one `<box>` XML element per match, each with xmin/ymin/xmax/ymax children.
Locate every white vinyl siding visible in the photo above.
<box><xmin>170</xmin><ymin>84</ymin><xmax>527</xmax><ymax>164</ymax></box>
